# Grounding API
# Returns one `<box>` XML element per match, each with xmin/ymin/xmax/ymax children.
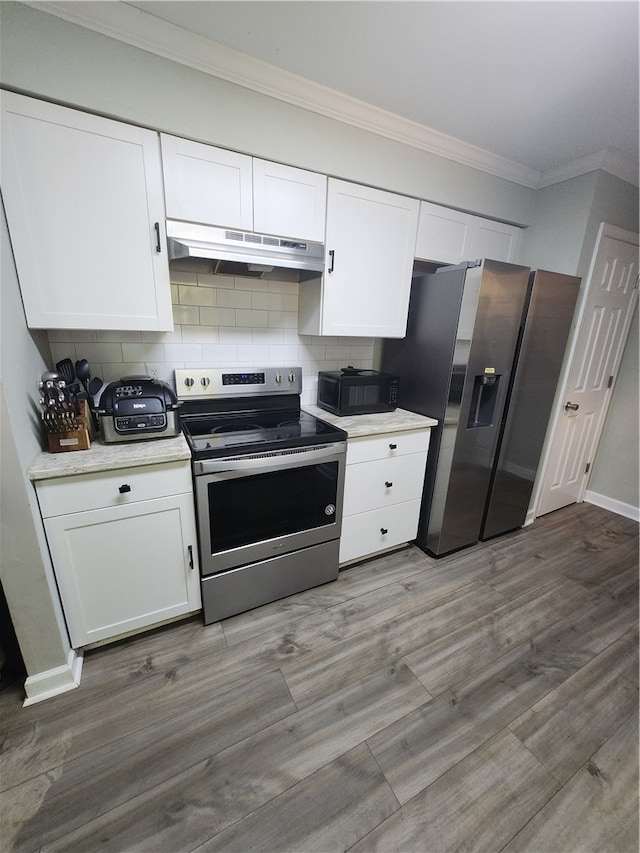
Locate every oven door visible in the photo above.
<box><xmin>194</xmin><ymin>442</ymin><xmax>346</xmax><ymax>576</ymax></box>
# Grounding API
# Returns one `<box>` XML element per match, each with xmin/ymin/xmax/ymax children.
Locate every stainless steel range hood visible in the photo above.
<box><xmin>166</xmin><ymin>221</ymin><xmax>324</xmax><ymax>281</ymax></box>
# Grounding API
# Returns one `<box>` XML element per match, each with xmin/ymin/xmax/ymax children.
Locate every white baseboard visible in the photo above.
<box><xmin>22</xmin><ymin>648</ymin><xmax>84</xmax><ymax>707</ymax></box>
<box><xmin>584</xmin><ymin>490</ymin><xmax>640</xmax><ymax>523</ymax></box>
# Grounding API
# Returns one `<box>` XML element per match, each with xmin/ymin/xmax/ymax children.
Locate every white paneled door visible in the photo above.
<box><xmin>536</xmin><ymin>224</ymin><xmax>638</xmax><ymax>517</ymax></box>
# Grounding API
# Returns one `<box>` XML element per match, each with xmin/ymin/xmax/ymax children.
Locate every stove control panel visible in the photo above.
<box><xmin>175</xmin><ymin>367</ymin><xmax>302</xmax><ymax>399</ymax></box>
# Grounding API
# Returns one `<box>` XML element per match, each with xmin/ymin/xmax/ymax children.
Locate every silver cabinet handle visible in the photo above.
<box><xmin>564</xmin><ymin>401</ymin><xmax>579</xmax><ymax>411</ymax></box>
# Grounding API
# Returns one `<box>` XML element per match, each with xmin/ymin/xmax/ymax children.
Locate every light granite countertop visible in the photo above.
<box><xmin>304</xmin><ymin>405</ymin><xmax>438</xmax><ymax>438</ymax></box>
<box><xmin>28</xmin><ymin>434</ymin><xmax>191</xmax><ymax>481</ymax></box>
<box><xmin>29</xmin><ymin>409</ymin><xmax>438</xmax><ymax>480</ymax></box>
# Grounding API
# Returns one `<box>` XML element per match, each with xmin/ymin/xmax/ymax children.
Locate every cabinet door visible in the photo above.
<box><xmin>414</xmin><ymin>201</ymin><xmax>473</xmax><ymax>263</ymax></box>
<box><xmin>161</xmin><ymin>134</ymin><xmax>253</xmax><ymax>230</ymax></box>
<box><xmin>468</xmin><ymin>216</ymin><xmax>521</xmax><ymax>262</ymax></box>
<box><xmin>321</xmin><ymin>179</ymin><xmax>419</xmax><ymax>337</ymax></box>
<box><xmin>1</xmin><ymin>92</ymin><xmax>172</xmax><ymax>331</ymax></box>
<box><xmin>44</xmin><ymin>494</ymin><xmax>200</xmax><ymax>647</ymax></box>
<box><xmin>253</xmin><ymin>159</ymin><xmax>326</xmax><ymax>242</ymax></box>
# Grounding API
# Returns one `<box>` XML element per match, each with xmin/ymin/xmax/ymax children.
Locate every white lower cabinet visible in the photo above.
<box><xmin>36</xmin><ymin>461</ymin><xmax>201</xmax><ymax>648</ymax></box>
<box><xmin>339</xmin><ymin>430</ymin><xmax>430</xmax><ymax>564</ymax></box>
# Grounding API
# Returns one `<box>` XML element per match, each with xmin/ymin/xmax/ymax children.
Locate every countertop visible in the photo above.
<box><xmin>28</xmin><ymin>434</ymin><xmax>191</xmax><ymax>481</ymax></box>
<box><xmin>29</xmin><ymin>409</ymin><xmax>438</xmax><ymax>480</ymax></box>
<box><xmin>303</xmin><ymin>405</ymin><xmax>438</xmax><ymax>438</ymax></box>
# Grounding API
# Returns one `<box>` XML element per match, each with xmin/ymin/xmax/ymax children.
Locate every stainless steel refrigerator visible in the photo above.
<box><xmin>382</xmin><ymin>259</ymin><xmax>580</xmax><ymax>557</ymax></box>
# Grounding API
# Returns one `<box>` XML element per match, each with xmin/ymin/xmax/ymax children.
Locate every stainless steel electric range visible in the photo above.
<box><xmin>175</xmin><ymin>367</ymin><xmax>347</xmax><ymax>624</ymax></box>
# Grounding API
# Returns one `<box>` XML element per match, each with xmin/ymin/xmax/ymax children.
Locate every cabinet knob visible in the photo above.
<box><xmin>389</xmin><ymin>443</ymin><xmax>397</xmax><ymax>450</ymax></box>
<box><xmin>118</xmin><ymin>484</ymin><xmax>131</xmax><ymax>494</ymax></box>
<box><xmin>385</xmin><ymin>481</ymin><xmax>393</xmax><ymax>488</ymax></box>
<box><xmin>380</xmin><ymin>527</ymin><xmax>388</xmax><ymax>535</ymax></box>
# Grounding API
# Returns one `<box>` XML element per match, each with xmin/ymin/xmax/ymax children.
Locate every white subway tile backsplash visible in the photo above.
<box><xmin>181</xmin><ymin>326</ymin><xmax>219</xmax><ymax>344</ymax></box>
<box><xmin>98</xmin><ymin>330</ymin><xmax>143</xmax><ymax>343</ymax></box>
<box><xmin>121</xmin><ymin>342</ymin><xmax>165</xmax><ymax>363</ymax></box>
<box><xmin>217</xmin><ymin>289</ymin><xmax>252</xmax><ymax>309</ymax></box>
<box><xmin>173</xmin><ymin>304</ymin><xmax>200</xmax><ymax>325</ymax></box>
<box><xmin>236</xmin><ymin>309</ymin><xmax>268</xmax><ymax>327</ymax></box>
<box><xmin>252</xmin><ymin>328</ymin><xmax>284</xmax><ymax>344</ymax></box>
<box><xmin>201</xmin><ymin>343</ymin><xmax>239</xmax><ymax>362</ymax></box>
<box><xmin>269</xmin><ymin>311</ymin><xmax>298</xmax><ymax>329</ymax></box>
<box><xmin>268</xmin><ymin>344</ymin><xmax>300</xmax><ymax>361</ymax></box>
<box><xmin>169</xmin><ymin>270</ymin><xmax>198</xmax><ymax>286</ymax></box>
<box><xmin>164</xmin><ymin>343</ymin><xmax>205</xmax><ymax>362</ymax></box>
<box><xmin>178</xmin><ymin>285</ymin><xmax>216</xmax><ymax>307</ymax></box>
<box><xmin>218</xmin><ymin>327</ymin><xmax>254</xmax><ymax>345</ymax></box>
<box><xmin>80</xmin><ymin>342</ymin><xmax>126</xmax><ymax>362</ymax></box>
<box><xmin>46</xmin><ymin>277</ymin><xmax>376</xmax><ymax>396</ymax></box>
<box><xmin>141</xmin><ymin>329</ymin><xmax>183</xmax><ymax>343</ymax></box>
<box><xmin>48</xmin><ymin>329</ymin><xmax>98</xmax><ymax>343</ymax></box>
<box><xmin>326</xmin><ymin>345</ymin><xmax>352</xmax><ymax>360</ymax></box>
<box><xmin>237</xmin><ymin>344</ymin><xmax>270</xmax><ymax>362</ymax></box>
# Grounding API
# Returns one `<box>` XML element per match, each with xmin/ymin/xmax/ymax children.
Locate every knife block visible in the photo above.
<box><xmin>47</xmin><ymin>400</ymin><xmax>93</xmax><ymax>453</ymax></box>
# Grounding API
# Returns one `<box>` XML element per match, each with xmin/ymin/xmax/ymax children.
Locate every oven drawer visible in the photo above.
<box><xmin>36</xmin><ymin>461</ymin><xmax>192</xmax><ymax>517</ymax></box>
<box><xmin>346</xmin><ymin>430</ymin><xmax>430</xmax><ymax>465</ymax></box>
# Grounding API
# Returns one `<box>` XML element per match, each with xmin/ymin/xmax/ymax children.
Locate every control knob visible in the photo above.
<box><xmin>201</xmin><ymin>377</ymin><xmax>211</xmax><ymax>387</ymax></box>
<box><xmin>184</xmin><ymin>377</ymin><xmax>195</xmax><ymax>387</ymax></box>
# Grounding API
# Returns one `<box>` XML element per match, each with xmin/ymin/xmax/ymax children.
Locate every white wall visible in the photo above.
<box><xmin>0</xmin><ymin>207</ymin><xmax>73</xmax><ymax>680</ymax></box>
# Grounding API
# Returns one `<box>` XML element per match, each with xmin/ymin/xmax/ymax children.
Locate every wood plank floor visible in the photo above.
<box><xmin>1</xmin><ymin>502</ymin><xmax>638</xmax><ymax>853</ymax></box>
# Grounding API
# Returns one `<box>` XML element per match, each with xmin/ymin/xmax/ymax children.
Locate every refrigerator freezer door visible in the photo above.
<box><xmin>481</xmin><ymin>269</ymin><xmax>580</xmax><ymax>539</ymax></box>
<box><xmin>424</xmin><ymin>260</ymin><xmax>530</xmax><ymax>555</ymax></box>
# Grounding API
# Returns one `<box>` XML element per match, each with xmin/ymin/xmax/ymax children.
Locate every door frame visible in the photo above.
<box><xmin>528</xmin><ymin>221</ymin><xmax>639</xmax><ymax>522</ymax></box>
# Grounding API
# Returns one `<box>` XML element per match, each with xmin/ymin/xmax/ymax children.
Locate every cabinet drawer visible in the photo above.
<box><xmin>36</xmin><ymin>461</ymin><xmax>192</xmax><ymax>517</ymax></box>
<box><xmin>339</xmin><ymin>500</ymin><xmax>422</xmax><ymax>564</ymax></box>
<box><xmin>346</xmin><ymin>430</ymin><xmax>430</xmax><ymax>465</ymax></box>
<box><xmin>343</xmin><ymin>452</ymin><xmax>427</xmax><ymax>516</ymax></box>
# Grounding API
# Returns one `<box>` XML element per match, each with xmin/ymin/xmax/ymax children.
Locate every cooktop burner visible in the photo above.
<box><xmin>183</xmin><ymin>409</ymin><xmax>342</xmax><ymax>457</ymax></box>
<box><xmin>175</xmin><ymin>366</ymin><xmax>346</xmax><ymax>460</ymax></box>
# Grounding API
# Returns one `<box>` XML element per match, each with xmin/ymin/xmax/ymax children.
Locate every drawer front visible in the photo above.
<box><xmin>339</xmin><ymin>500</ymin><xmax>422</xmax><ymax>564</ymax></box>
<box><xmin>343</xmin><ymin>452</ymin><xmax>427</xmax><ymax>516</ymax></box>
<box><xmin>346</xmin><ymin>429</ymin><xmax>430</xmax><ymax>465</ymax></box>
<box><xmin>36</xmin><ymin>461</ymin><xmax>192</xmax><ymax>517</ymax></box>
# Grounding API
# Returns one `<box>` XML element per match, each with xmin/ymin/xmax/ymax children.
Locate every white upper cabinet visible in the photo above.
<box><xmin>252</xmin><ymin>159</ymin><xmax>326</xmax><ymax>242</ymax></box>
<box><xmin>161</xmin><ymin>134</ymin><xmax>253</xmax><ymax>230</ymax></box>
<box><xmin>1</xmin><ymin>92</ymin><xmax>173</xmax><ymax>331</ymax></box>
<box><xmin>467</xmin><ymin>216</ymin><xmax>521</xmax><ymax>262</ymax></box>
<box><xmin>415</xmin><ymin>200</ymin><xmax>521</xmax><ymax>264</ymax></box>
<box><xmin>160</xmin><ymin>134</ymin><xmax>326</xmax><ymax>242</ymax></box>
<box><xmin>415</xmin><ymin>202</ymin><xmax>474</xmax><ymax>263</ymax></box>
<box><xmin>299</xmin><ymin>179</ymin><xmax>419</xmax><ymax>338</ymax></box>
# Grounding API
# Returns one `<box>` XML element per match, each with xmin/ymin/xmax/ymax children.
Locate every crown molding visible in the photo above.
<box><xmin>24</xmin><ymin>2</ymin><xmax>638</xmax><ymax>191</ymax></box>
<box><xmin>538</xmin><ymin>149</ymin><xmax>639</xmax><ymax>189</ymax></box>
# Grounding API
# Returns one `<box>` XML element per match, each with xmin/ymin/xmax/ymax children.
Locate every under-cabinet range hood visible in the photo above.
<box><xmin>166</xmin><ymin>221</ymin><xmax>324</xmax><ymax>281</ymax></box>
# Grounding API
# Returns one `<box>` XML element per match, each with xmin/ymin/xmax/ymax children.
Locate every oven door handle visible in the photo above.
<box><xmin>194</xmin><ymin>441</ymin><xmax>346</xmax><ymax>475</ymax></box>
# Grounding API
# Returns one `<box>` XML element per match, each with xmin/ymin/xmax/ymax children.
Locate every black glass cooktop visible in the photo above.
<box><xmin>181</xmin><ymin>407</ymin><xmax>346</xmax><ymax>458</ymax></box>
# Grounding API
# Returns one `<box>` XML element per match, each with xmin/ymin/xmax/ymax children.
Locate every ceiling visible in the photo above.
<box><xmin>31</xmin><ymin>1</ymin><xmax>639</xmax><ymax>186</ymax></box>
<box><xmin>123</xmin><ymin>0</ymin><xmax>638</xmax><ymax>180</ymax></box>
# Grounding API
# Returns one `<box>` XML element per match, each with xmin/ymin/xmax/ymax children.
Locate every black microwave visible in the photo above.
<box><xmin>317</xmin><ymin>367</ymin><xmax>399</xmax><ymax>416</ymax></box>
